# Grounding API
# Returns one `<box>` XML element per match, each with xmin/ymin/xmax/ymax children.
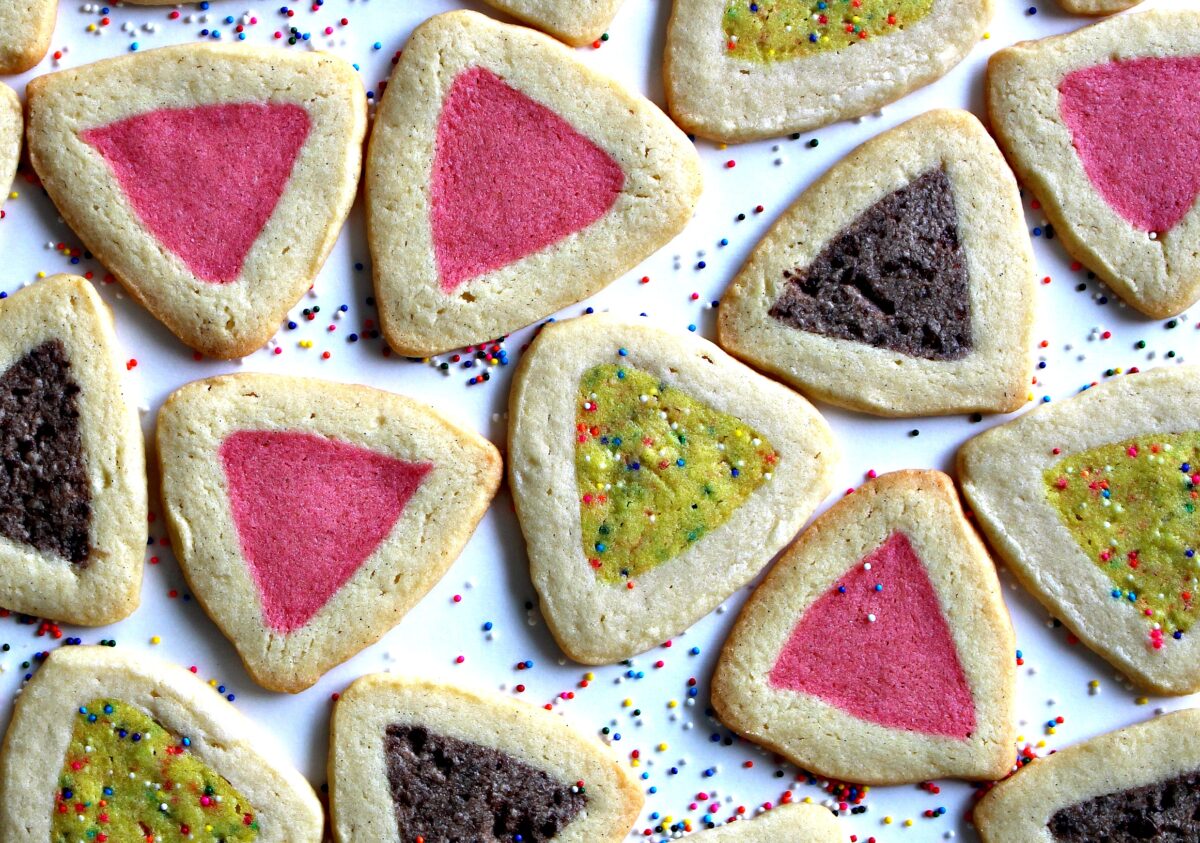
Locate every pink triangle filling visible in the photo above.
<box><xmin>768</xmin><ymin>532</ymin><xmax>976</xmax><ymax>738</ymax></box>
<box><xmin>219</xmin><ymin>430</ymin><xmax>432</xmax><ymax>633</ymax></box>
<box><xmin>1059</xmin><ymin>56</ymin><xmax>1200</xmax><ymax>234</ymax></box>
<box><xmin>82</xmin><ymin>102</ymin><xmax>311</xmax><ymax>284</ymax></box>
<box><xmin>431</xmin><ymin>66</ymin><xmax>626</xmax><ymax>292</ymax></box>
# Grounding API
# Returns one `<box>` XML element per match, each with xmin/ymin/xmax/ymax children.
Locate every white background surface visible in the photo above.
<box><xmin>0</xmin><ymin>0</ymin><xmax>1197</xmax><ymax>840</ymax></box>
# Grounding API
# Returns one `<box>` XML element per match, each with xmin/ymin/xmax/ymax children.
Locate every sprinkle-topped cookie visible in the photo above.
<box><xmin>666</xmin><ymin>0</ymin><xmax>993</xmax><ymax>141</ymax></box>
<box><xmin>960</xmin><ymin>364</ymin><xmax>1200</xmax><ymax>694</ymax></box>
<box><xmin>510</xmin><ymin>314</ymin><xmax>837</xmax><ymax>664</ymax></box>
<box><xmin>0</xmin><ymin>646</ymin><xmax>322</xmax><ymax>843</ymax></box>
<box><xmin>576</xmin><ymin>363</ymin><xmax>777</xmax><ymax>583</ymax></box>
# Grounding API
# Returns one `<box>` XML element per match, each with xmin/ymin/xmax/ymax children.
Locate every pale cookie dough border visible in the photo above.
<box><xmin>719</xmin><ymin>110</ymin><xmax>1035</xmax><ymax>417</ymax></box>
<box><xmin>0</xmin><ymin>84</ymin><xmax>20</xmax><ymax>205</ymax></box>
<box><xmin>367</xmin><ymin>10</ymin><xmax>702</xmax><ymax>357</ymax></box>
<box><xmin>508</xmin><ymin>314</ymin><xmax>839</xmax><ymax>664</ymax></box>
<box><xmin>959</xmin><ymin>364</ymin><xmax>1200</xmax><ymax>694</ymax></box>
<box><xmin>480</xmin><ymin>0</ymin><xmax>625</xmax><ymax>46</ymax></box>
<box><xmin>987</xmin><ymin>10</ymin><xmax>1200</xmax><ymax>317</ymax></box>
<box><xmin>0</xmin><ymin>646</ymin><xmax>323</xmax><ymax>843</ymax></box>
<box><xmin>0</xmin><ymin>0</ymin><xmax>55</xmax><ymax>74</ymax></box>
<box><xmin>713</xmin><ymin>471</ymin><xmax>1016</xmax><ymax>784</ymax></box>
<box><xmin>690</xmin><ymin>803</ymin><xmax>842</xmax><ymax>842</ymax></box>
<box><xmin>27</xmin><ymin>43</ymin><xmax>366</xmax><ymax>358</ymax></box>
<box><xmin>0</xmin><ymin>275</ymin><xmax>147</xmax><ymax>625</ymax></box>
<box><xmin>328</xmin><ymin>673</ymin><xmax>643</xmax><ymax>843</ymax></box>
<box><xmin>664</xmin><ymin>0</ymin><xmax>993</xmax><ymax>142</ymax></box>
<box><xmin>157</xmin><ymin>373</ymin><xmax>502</xmax><ymax>693</ymax></box>
<box><xmin>1058</xmin><ymin>0</ymin><xmax>1143</xmax><ymax>14</ymax></box>
<box><xmin>974</xmin><ymin>708</ymin><xmax>1200</xmax><ymax>842</ymax></box>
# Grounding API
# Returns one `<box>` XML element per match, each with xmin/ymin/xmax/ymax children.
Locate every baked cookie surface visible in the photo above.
<box><xmin>719</xmin><ymin>110</ymin><xmax>1034</xmax><ymax>417</ymax></box>
<box><xmin>0</xmin><ymin>275</ymin><xmax>146</xmax><ymax>625</ymax></box>
<box><xmin>328</xmin><ymin>673</ymin><xmax>643</xmax><ymax>843</ymax></box>
<box><xmin>974</xmin><ymin>709</ymin><xmax>1200</xmax><ymax>842</ymax></box>
<box><xmin>0</xmin><ymin>645</ymin><xmax>323</xmax><ymax>843</ymax></box>
<box><xmin>480</xmin><ymin>0</ymin><xmax>623</xmax><ymax>45</ymax></box>
<box><xmin>508</xmin><ymin>314</ymin><xmax>838</xmax><ymax>664</ymax></box>
<box><xmin>157</xmin><ymin>373</ymin><xmax>502</xmax><ymax>692</ymax></box>
<box><xmin>988</xmin><ymin>10</ymin><xmax>1200</xmax><ymax>318</ymax></box>
<box><xmin>959</xmin><ymin>365</ymin><xmax>1200</xmax><ymax>695</ymax></box>
<box><xmin>712</xmin><ymin>470</ymin><xmax>1016</xmax><ymax>784</ymax></box>
<box><xmin>1057</xmin><ymin>0</ymin><xmax>1142</xmax><ymax>13</ymax></box>
<box><xmin>665</xmin><ymin>0</ymin><xmax>993</xmax><ymax>142</ymax></box>
<box><xmin>689</xmin><ymin>803</ymin><xmax>841</xmax><ymax>841</ymax></box>
<box><xmin>26</xmin><ymin>43</ymin><xmax>366</xmax><ymax>358</ymax></box>
<box><xmin>367</xmin><ymin>11</ymin><xmax>702</xmax><ymax>357</ymax></box>
<box><xmin>0</xmin><ymin>0</ymin><xmax>54</xmax><ymax>73</ymax></box>
<box><xmin>0</xmin><ymin>84</ymin><xmax>20</xmax><ymax>206</ymax></box>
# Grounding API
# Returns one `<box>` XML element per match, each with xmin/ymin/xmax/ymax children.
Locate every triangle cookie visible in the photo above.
<box><xmin>0</xmin><ymin>645</ymin><xmax>323</xmax><ymax>842</ymax></box>
<box><xmin>26</xmin><ymin>43</ymin><xmax>366</xmax><ymax>358</ymax></box>
<box><xmin>959</xmin><ymin>364</ymin><xmax>1200</xmax><ymax>695</ymax></box>
<box><xmin>664</xmin><ymin>0</ymin><xmax>993</xmax><ymax>142</ymax></box>
<box><xmin>974</xmin><ymin>709</ymin><xmax>1200</xmax><ymax>842</ymax></box>
<box><xmin>719</xmin><ymin>110</ymin><xmax>1035</xmax><ymax>417</ymax></box>
<box><xmin>508</xmin><ymin>314</ymin><xmax>838</xmax><ymax>664</ymax></box>
<box><xmin>988</xmin><ymin>10</ymin><xmax>1200</xmax><ymax>317</ymax></box>
<box><xmin>329</xmin><ymin>674</ymin><xmax>642</xmax><ymax>842</ymax></box>
<box><xmin>0</xmin><ymin>83</ymin><xmax>19</xmax><ymax>206</ymax></box>
<box><xmin>366</xmin><ymin>11</ymin><xmax>702</xmax><ymax>356</ymax></box>
<box><xmin>480</xmin><ymin>0</ymin><xmax>625</xmax><ymax>46</ymax></box>
<box><xmin>157</xmin><ymin>373</ymin><xmax>502</xmax><ymax>692</ymax></box>
<box><xmin>712</xmin><ymin>470</ymin><xmax>1016</xmax><ymax>784</ymax></box>
<box><xmin>689</xmin><ymin>804</ymin><xmax>841</xmax><ymax>841</ymax></box>
<box><xmin>0</xmin><ymin>0</ymin><xmax>54</xmax><ymax>73</ymax></box>
<box><xmin>0</xmin><ymin>275</ymin><xmax>147</xmax><ymax>625</ymax></box>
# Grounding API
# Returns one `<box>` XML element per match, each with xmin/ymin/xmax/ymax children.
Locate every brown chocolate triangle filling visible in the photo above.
<box><xmin>384</xmin><ymin>724</ymin><xmax>587</xmax><ymax>842</ymax></box>
<box><xmin>0</xmin><ymin>340</ymin><xmax>91</xmax><ymax>566</ymax></box>
<box><xmin>769</xmin><ymin>167</ymin><xmax>972</xmax><ymax>361</ymax></box>
<box><xmin>1048</xmin><ymin>769</ymin><xmax>1200</xmax><ymax>842</ymax></box>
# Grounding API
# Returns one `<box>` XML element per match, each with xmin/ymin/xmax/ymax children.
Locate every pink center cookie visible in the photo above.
<box><xmin>769</xmin><ymin>532</ymin><xmax>976</xmax><ymax>738</ymax></box>
<box><xmin>431</xmin><ymin>66</ymin><xmax>625</xmax><ymax>292</ymax></box>
<box><xmin>219</xmin><ymin>430</ymin><xmax>431</xmax><ymax>633</ymax></box>
<box><xmin>82</xmin><ymin>102</ymin><xmax>311</xmax><ymax>283</ymax></box>
<box><xmin>1059</xmin><ymin>56</ymin><xmax>1200</xmax><ymax>234</ymax></box>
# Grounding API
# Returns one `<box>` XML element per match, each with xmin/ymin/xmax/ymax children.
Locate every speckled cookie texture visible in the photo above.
<box><xmin>0</xmin><ymin>645</ymin><xmax>323</xmax><ymax>843</ymax></box>
<box><xmin>719</xmin><ymin>110</ymin><xmax>1035</xmax><ymax>417</ymax></box>
<box><xmin>157</xmin><ymin>373</ymin><xmax>502</xmax><ymax>693</ymax></box>
<box><xmin>0</xmin><ymin>275</ymin><xmax>146</xmax><ymax>625</ymax></box>
<box><xmin>366</xmin><ymin>11</ymin><xmax>702</xmax><ymax>357</ymax></box>
<box><xmin>689</xmin><ymin>803</ymin><xmax>842</xmax><ymax>841</ymax></box>
<box><xmin>0</xmin><ymin>84</ymin><xmax>20</xmax><ymax>207</ymax></box>
<box><xmin>0</xmin><ymin>0</ymin><xmax>54</xmax><ymax>73</ymax></box>
<box><xmin>508</xmin><ymin>314</ymin><xmax>839</xmax><ymax>665</ymax></box>
<box><xmin>974</xmin><ymin>709</ymin><xmax>1200</xmax><ymax>842</ymax></box>
<box><xmin>26</xmin><ymin>43</ymin><xmax>366</xmax><ymax>359</ymax></box>
<box><xmin>665</xmin><ymin>0</ymin><xmax>993</xmax><ymax>142</ymax></box>
<box><xmin>480</xmin><ymin>0</ymin><xmax>624</xmax><ymax>45</ymax></box>
<box><xmin>988</xmin><ymin>10</ymin><xmax>1200</xmax><ymax>318</ymax></box>
<box><xmin>959</xmin><ymin>365</ymin><xmax>1200</xmax><ymax>695</ymax></box>
<box><xmin>712</xmin><ymin>470</ymin><xmax>1016</xmax><ymax>784</ymax></box>
<box><xmin>328</xmin><ymin>674</ymin><xmax>643</xmax><ymax>843</ymax></box>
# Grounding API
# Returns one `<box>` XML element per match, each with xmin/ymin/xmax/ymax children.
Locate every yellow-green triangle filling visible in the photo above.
<box><xmin>52</xmin><ymin>699</ymin><xmax>258</xmax><ymax>843</ymax></box>
<box><xmin>575</xmin><ymin>363</ymin><xmax>778</xmax><ymax>584</ymax></box>
<box><xmin>1045</xmin><ymin>433</ymin><xmax>1200</xmax><ymax>637</ymax></box>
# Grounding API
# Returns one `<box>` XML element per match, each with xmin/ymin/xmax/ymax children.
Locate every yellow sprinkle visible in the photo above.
<box><xmin>149</xmin><ymin>636</ymin><xmax>161</xmax><ymax>645</ymax></box>
<box><xmin>631</xmin><ymin>758</ymin><xmax>640</xmax><ymax>767</ymax></box>
<box><xmin>657</xmin><ymin>742</ymin><xmax>668</xmax><ymax>751</ymax></box>
<box><xmin>36</xmin><ymin>271</ymin><xmax>46</xmax><ymax>278</ymax></box>
<box><xmin>1036</xmin><ymin>740</ymin><xmax>1046</xmax><ymax>748</ymax></box>
<box><xmin>718</xmin><ymin>143</ymin><xmax>728</xmax><ymax>150</ymax></box>
<box><xmin>87</xmin><ymin>23</ymin><xmax>97</xmax><ymax>31</ymax></box>
<box><xmin>904</xmin><ymin>819</ymin><xmax>914</xmax><ymax>827</ymax></box>
<box><xmin>208</xmin><ymin>679</ymin><xmax>218</xmax><ymax>687</ymax></box>
<box><xmin>1136</xmin><ymin>696</ymin><xmax>1149</xmax><ymax>705</ymax></box>
<box><xmin>1046</xmin><ymin>726</ymin><xmax>1056</xmax><ymax>735</ymax></box>
<box><xmin>884</xmin><ymin>817</ymin><xmax>893</xmax><ymax>825</ymax></box>
<box><xmin>8</xmin><ymin>191</ymin><xmax>16</xmax><ymax>200</ymax></box>
<box><xmin>983</xmin><ymin>31</ymin><xmax>991</xmax><ymax>39</ymax></box>
<box><xmin>1089</xmin><ymin>680</ymin><xmax>1100</xmax><ymax>687</ymax></box>
<box><xmin>584</xmin><ymin>672</ymin><xmax>595</xmax><ymax>681</ymax></box>
<box><xmin>667</xmin><ymin>700</ymin><xmax>678</xmax><ymax>709</ymax></box>
<box><xmin>622</xmin><ymin>698</ymin><xmax>632</xmax><ymax>707</ymax></box>
<box><xmin>299</xmin><ymin>339</ymin><xmax>313</xmax><ymax>349</ymax></box>
<box><xmin>802</xmin><ymin>796</ymin><xmax>813</xmax><ymax>804</ymax></box>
